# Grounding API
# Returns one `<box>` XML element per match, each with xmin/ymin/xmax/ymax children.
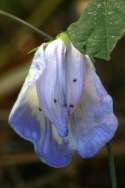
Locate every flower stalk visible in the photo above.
<box><xmin>107</xmin><ymin>142</ymin><xmax>118</xmax><ymax>188</ymax></box>
<box><xmin>0</xmin><ymin>10</ymin><xmax>52</xmax><ymax>40</ymax></box>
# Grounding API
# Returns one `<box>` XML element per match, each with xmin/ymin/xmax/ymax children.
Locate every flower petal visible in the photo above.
<box><xmin>70</xmin><ymin>56</ymin><xmax>118</xmax><ymax>158</ymax></box>
<box><xmin>9</xmin><ymin>44</ymin><xmax>46</xmax><ymax>117</ymax></box>
<box><xmin>36</xmin><ymin>40</ymin><xmax>86</xmax><ymax>137</ymax></box>
<box><xmin>36</xmin><ymin>39</ymin><xmax>68</xmax><ymax>137</ymax></box>
<box><xmin>36</xmin><ymin>118</ymin><xmax>73</xmax><ymax>168</ymax></box>
<box><xmin>66</xmin><ymin>43</ymin><xmax>85</xmax><ymax>113</ymax></box>
<box><xmin>9</xmin><ymin>46</ymin><xmax>47</xmax><ymax>161</ymax></box>
<box><xmin>9</xmin><ymin>40</ymin><xmax>73</xmax><ymax>167</ymax></box>
<box><xmin>9</xmin><ymin>85</ymin><xmax>72</xmax><ymax>167</ymax></box>
<box><xmin>9</xmin><ymin>44</ymin><xmax>46</xmax><ymax>140</ymax></box>
<box><xmin>9</xmin><ymin>86</ymin><xmax>43</xmax><ymax>142</ymax></box>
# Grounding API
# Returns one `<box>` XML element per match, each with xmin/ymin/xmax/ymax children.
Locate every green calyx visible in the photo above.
<box><xmin>57</xmin><ymin>32</ymin><xmax>71</xmax><ymax>46</ymax></box>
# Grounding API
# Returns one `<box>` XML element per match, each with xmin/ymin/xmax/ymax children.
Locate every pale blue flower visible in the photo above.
<box><xmin>9</xmin><ymin>35</ymin><xmax>118</xmax><ymax>168</ymax></box>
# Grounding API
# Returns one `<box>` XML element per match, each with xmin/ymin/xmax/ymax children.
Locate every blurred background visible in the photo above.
<box><xmin>0</xmin><ymin>0</ymin><xmax>125</xmax><ymax>187</ymax></box>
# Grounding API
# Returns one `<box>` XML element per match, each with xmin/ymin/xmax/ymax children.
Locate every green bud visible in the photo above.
<box><xmin>57</xmin><ymin>32</ymin><xmax>71</xmax><ymax>46</ymax></box>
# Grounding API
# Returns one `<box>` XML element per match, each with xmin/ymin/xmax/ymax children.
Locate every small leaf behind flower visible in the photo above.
<box><xmin>28</xmin><ymin>46</ymin><xmax>39</xmax><ymax>54</ymax></box>
<box><xmin>67</xmin><ymin>0</ymin><xmax>125</xmax><ymax>60</ymax></box>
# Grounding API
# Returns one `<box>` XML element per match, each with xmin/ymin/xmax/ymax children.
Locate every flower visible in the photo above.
<box><xmin>9</xmin><ymin>33</ymin><xmax>118</xmax><ymax>168</ymax></box>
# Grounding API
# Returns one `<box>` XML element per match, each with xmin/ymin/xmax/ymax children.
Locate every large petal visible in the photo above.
<box><xmin>36</xmin><ymin>39</ymin><xmax>68</xmax><ymax>137</ymax></box>
<box><xmin>9</xmin><ymin>85</ymin><xmax>72</xmax><ymax>168</ymax></box>
<box><xmin>36</xmin><ymin>40</ymin><xmax>86</xmax><ymax>137</ymax></box>
<box><xmin>70</xmin><ymin>56</ymin><xmax>118</xmax><ymax>158</ymax></box>
<box><xmin>9</xmin><ymin>44</ymin><xmax>46</xmax><ymax>141</ymax></box>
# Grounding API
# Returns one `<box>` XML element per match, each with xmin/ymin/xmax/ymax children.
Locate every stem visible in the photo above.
<box><xmin>107</xmin><ymin>142</ymin><xmax>118</xmax><ymax>188</ymax></box>
<box><xmin>0</xmin><ymin>10</ymin><xmax>52</xmax><ymax>40</ymax></box>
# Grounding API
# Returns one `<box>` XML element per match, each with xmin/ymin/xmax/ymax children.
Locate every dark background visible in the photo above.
<box><xmin>0</xmin><ymin>0</ymin><xmax>125</xmax><ymax>187</ymax></box>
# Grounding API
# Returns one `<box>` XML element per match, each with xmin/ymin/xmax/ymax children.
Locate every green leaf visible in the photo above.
<box><xmin>67</xmin><ymin>0</ymin><xmax>125</xmax><ymax>60</ymax></box>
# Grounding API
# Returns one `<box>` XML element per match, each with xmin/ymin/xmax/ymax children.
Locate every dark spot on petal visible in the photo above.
<box><xmin>73</xmin><ymin>78</ymin><xmax>77</xmax><ymax>82</ymax></box>
<box><xmin>39</xmin><ymin>107</ymin><xmax>42</xmax><ymax>111</ymax></box>
<box><xmin>64</xmin><ymin>103</ymin><xmax>67</xmax><ymax>107</ymax></box>
<box><xmin>54</xmin><ymin>99</ymin><xmax>57</xmax><ymax>103</ymax></box>
<box><xmin>69</xmin><ymin>104</ymin><xmax>74</xmax><ymax>108</ymax></box>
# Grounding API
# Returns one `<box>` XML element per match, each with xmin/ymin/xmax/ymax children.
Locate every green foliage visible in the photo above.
<box><xmin>67</xmin><ymin>0</ymin><xmax>125</xmax><ymax>60</ymax></box>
